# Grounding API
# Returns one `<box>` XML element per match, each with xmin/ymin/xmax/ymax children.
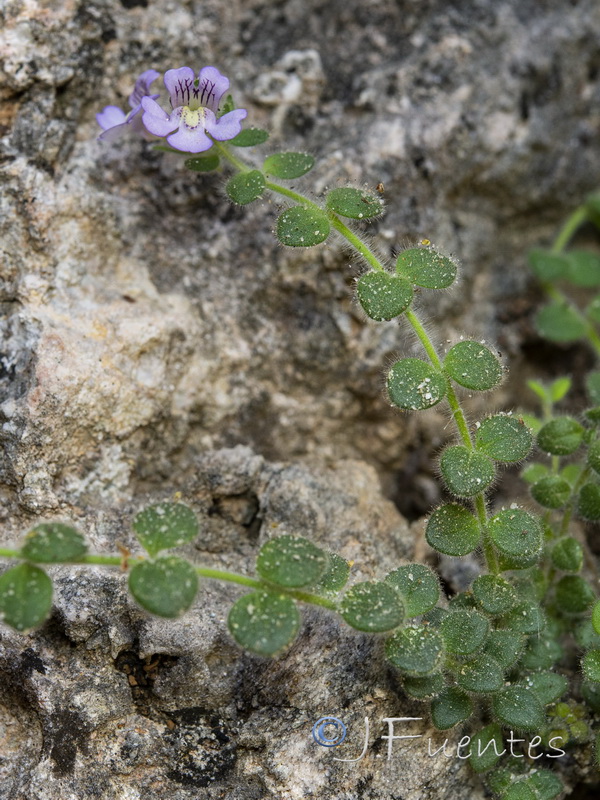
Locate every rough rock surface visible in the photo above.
<box><xmin>2</xmin><ymin>0</ymin><xmax>600</xmax><ymax>797</ymax></box>
<box><xmin>2</xmin><ymin>0</ymin><xmax>600</xmax><ymax>511</ymax></box>
<box><xmin>1</xmin><ymin>448</ymin><xmax>490</xmax><ymax>800</ymax></box>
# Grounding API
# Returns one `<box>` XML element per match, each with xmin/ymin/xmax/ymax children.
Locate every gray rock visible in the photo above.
<box><xmin>0</xmin><ymin>449</ymin><xmax>490</xmax><ymax>800</ymax></box>
<box><xmin>2</xmin><ymin>0</ymin><xmax>600</xmax><ymax>511</ymax></box>
<box><xmin>2</xmin><ymin>0</ymin><xmax>600</xmax><ymax>796</ymax></box>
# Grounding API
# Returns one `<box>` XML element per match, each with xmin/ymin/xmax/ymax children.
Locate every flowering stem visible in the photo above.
<box><xmin>213</xmin><ymin>142</ymin><xmax>499</xmax><ymax>573</ymax></box>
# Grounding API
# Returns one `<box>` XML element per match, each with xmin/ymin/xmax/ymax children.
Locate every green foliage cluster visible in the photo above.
<box><xmin>4</xmin><ymin>113</ymin><xmax>600</xmax><ymax>800</ymax></box>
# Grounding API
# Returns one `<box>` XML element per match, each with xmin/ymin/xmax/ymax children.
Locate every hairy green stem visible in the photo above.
<box><xmin>551</xmin><ymin>205</ymin><xmax>589</xmax><ymax>254</ymax></box>
<box><xmin>194</xmin><ymin>567</ymin><xmax>337</xmax><ymax>609</ymax></box>
<box><xmin>0</xmin><ymin>549</ymin><xmax>338</xmax><ymax>611</ymax></box>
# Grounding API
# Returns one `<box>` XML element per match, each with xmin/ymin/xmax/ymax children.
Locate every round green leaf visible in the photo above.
<box><xmin>492</xmin><ymin>685</ymin><xmax>545</xmax><ymax>731</ymax></box>
<box><xmin>550</xmin><ymin>376</ymin><xmax>572</xmax><ymax>402</ymax></box>
<box><xmin>497</xmin><ymin>552</ymin><xmax>542</xmax><ymax>573</ymax></box>
<box><xmin>226</xmin><ymin>170</ymin><xmax>266</xmax><ymax>205</ymax></box>
<box><xmin>487</xmin><ymin>769</ymin><xmax>514</xmax><ymax>796</ymax></box>
<box><xmin>356</xmin><ymin>271</ymin><xmax>413</xmax><ymax>321</ymax></box>
<box><xmin>228</xmin><ymin>590</ymin><xmax>299</xmax><ymax>657</ymax></box>
<box><xmin>439</xmin><ymin>445</ymin><xmax>495</xmax><ymax>497</ymax></box>
<box><xmin>454</xmin><ymin>652</ymin><xmax>504</xmax><ymax>693</ymax></box>
<box><xmin>566</xmin><ymin>250</ymin><xmax>600</xmax><ymax>287</ymax></box>
<box><xmin>501</xmin><ymin>602</ymin><xmax>546</xmax><ymax>635</ymax></box>
<box><xmin>470</xmin><ymin>723</ymin><xmax>504</xmax><ymax>773</ymax></box>
<box><xmin>472</xmin><ymin>575</ymin><xmax>517</xmax><ymax>615</ymax></box>
<box><xmin>385</xmin><ymin>564</ymin><xmax>440</xmax><ymax>617</ymax></box>
<box><xmin>402</xmin><ymin>672</ymin><xmax>445</xmax><ymax>699</ymax></box>
<box><xmin>561</xmin><ymin>463</ymin><xmax>584</xmax><ymax>486</ymax></box>
<box><xmin>488</xmin><ymin>508</ymin><xmax>542</xmax><ymax>565</ymax></box>
<box><xmin>133</xmin><ymin>502</ymin><xmax>199</xmax><ymax>557</ymax></box>
<box><xmin>521</xmin><ymin>463</ymin><xmax>549</xmax><ymax>484</ymax></box>
<box><xmin>587</xmin><ymin>296</ymin><xmax>600</xmax><ymax>324</ymax></box>
<box><xmin>593</xmin><ymin>599</ymin><xmax>600</xmax><ymax>636</ymax></box>
<box><xmin>528</xmin><ymin>248</ymin><xmax>569</xmax><ymax>282</ymax></box>
<box><xmin>484</xmin><ymin>629</ymin><xmax>525</xmax><ymax>670</ymax></box>
<box><xmin>387</xmin><ymin>358</ymin><xmax>447</xmax><ymax>411</ymax></box>
<box><xmin>229</xmin><ymin>127</ymin><xmax>269</xmax><ymax>147</ymax></box>
<box><xmin>551</xmin><ymin>537</ymin><xmax>583</xmax><ymax>572</ymax></box>
<box><xmin>520</xmin><ymin>672</ymin><xmax>567</xmax><ymax>705</ymax></box>
<box><xmin>263</xmin><ymin>152</ymin><xmax>314</xmax><ymax>179</ymax></box>
<box><xmin>583</xmin><ymin>679</ymin><xmax>600</xmax><ymax>711</ymax></box>
<box><xmin>129</xmin><ymin>556</ymin><xmax>198</xmax><ymax>618</ymax></box>
<box><xmin>422</xmin><ymin>607</ymin><xmax>448</xmax><ymax>627</ymax></box>
<box><xmin>587</xmin><ymin>370</ymin><xmax>600</xmax><ymax>404</ymax></box>
<box><xmin>535</xmin><ymin>302</ymin><xmax>587</xmax><ymax>343</ymax></box>
<box><xmin>385</xmin><ymin>625</ymin><xmax>445</xmax><ymax>675</ymax></box>
<box><xmin>586</xmin><ymin>191</ymin><xmax>600</xmax><ymax>216</ymax></box>
<box><xmin>276</xmin><ymin>206</ymin><xmax>330</xmax><ymax>247</ymax></box>
<box><xmin>184</xmin><ymin>153</ymin><xmax>220</xmax><ymax>172</ymax></box>
<box><xmin>425</xmin><ymin>504</ymin><xmax>480</xmax><ymax>556</ymax></box>
<box><xmin>515</xmin><ymin>568</ymin><xmax>548</xmax><ymax>601</ymax></box>
<box><xmin>527</xmin><ymin>771</ymin><xmax>563</xmax><ymax>800</ymax></box>
<box><xmin>440</xmin><ymin>609</ymin><xmax>489</xmax><ymax>655</ymax></box>
<box><xmin>256</xmin><ymin>535</ymin><xmax>328</xmax><ymax>589</ymax></box>
<box><xmin>588</xmin><ymin>440</ymin><xmax>600</xmax><ymax>474</ymax></box>
<box><xmin>312</xmin><ymin>553</ymin><xmax>350</xmax><ymax>594</ymax></box>
<box><xmin>583</xmin><ymin>650</ymin><xmax>600</xmax><ymax>682</ymax></box>
<box><xmin>0</xmin><ymin>563</ymin><xmax>53</xmax><ymax>631</ymax></box>
<box><xmin>444</xmin><ymin>341</ymin><xmax>503</xmax><ymax>391</ymax></box>
<box><xmin>537</xmin><ymin>417</ymin><xmax>584</xmax><ymax>456</ymax></box>
<box><xmin>531</xmin><ymin>476</ymin><xmax>571</xmax><ymax>509</ymax></box>
<box><xmin>575</xmin><ymin>618</ymin><xmax>600</xmax><ymax>649</ymax></box>
<box><xmin>340</xmin><ymin>581</ymin><xmax>404</xmax><ymax>632</ymax></box>
<box><xmin>502</xmin><ymin>784</ymin><xmax>536</xmax><ymax>800</ymax></box>
<box><xmin>448</xmin><ymin>591</ymin><xmax>477</xmax><ymax>611</ymax></box>
<box><xmin>431</xmin><ymin>687</ymin><xmax>473</xmax><ymax>730</ymax></box>
<box><xmin>475</xmin><ymin>414</ymin><xmax>533</xmax><ymax>462</ymax></box>
<box><xmin>395</xmin><ymin>246</ymin><xmax>457</xmax><ymax>289</ymax></box>
<box><xmin>555</xmin><ymin>575</ymin><xmax>595</xmax><ymax>614</ymax></box>
<box><xmin>521</xmin><ymin>633</ymin><xmax>563</xmax><ymax>670</ymax></box>
<box><xmin>20</xmin><ymin>523</ymin><xmax>87</xmax><ymax>563</ymax></box>
<box><xmin>326</xmin><ymin>187</ymin><xmax>384</xmax><ymax>219</ymax></box>
<box><xmin>578</xmin><ymin>482</ymin><xmax>600</xmax><ymax>520</ymax></box>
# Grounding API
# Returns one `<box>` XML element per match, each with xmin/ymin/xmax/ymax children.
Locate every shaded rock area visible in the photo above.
<box><xmin>1</xmin><ymin>0</ymin><xmax>600</xmax><ymax>797</ymax></box>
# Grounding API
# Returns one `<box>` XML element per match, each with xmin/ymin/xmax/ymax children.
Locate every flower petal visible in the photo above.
<box><xmin>205</xmin><ymin>108</ymin><xmax>248</xmax><ymax>141</ymax></box>
<box><xmin>141</xmin><ymin>97</ymin><xmax>179</xmax><ymax>137</ymax></box>
<box><xmin>166</xmin><ymin>124</ymin><xmax>213</xmax><ymax>153</ymax></box>
<box><xmin>197</xmin><ymin>66</ymin><xmax>230</xmax><ymax>113</ymax></box>
<box><xmin>164</xmin><ymin>66</ymin><xmax>196</xmax><ymax>109</ymax></box>
<box><xmin>96</xmin><ymin>105</ymin><xmax>127</xmax><ymax>131</ymax></box>
<box><xmin>129</xmin><ymin>69</ymin><xmax>161</xmax><ymax>108</ymax></box>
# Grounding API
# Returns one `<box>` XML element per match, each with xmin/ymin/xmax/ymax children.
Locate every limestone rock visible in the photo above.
<box><xmin>2</xmin><ymin>0</ymin><xmax>600</xmax><ymax>797</ymax></box>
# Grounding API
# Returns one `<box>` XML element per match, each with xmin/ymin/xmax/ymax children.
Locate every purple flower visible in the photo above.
<box><xmin>141</xmin><ymin>66</ymin><xmax>247</xmax><ymax>153</ymax></box>
<box><xmin>97</xmin><ymin>69</ymin><xmax>160</xmax><ymax>141</ymax></box>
